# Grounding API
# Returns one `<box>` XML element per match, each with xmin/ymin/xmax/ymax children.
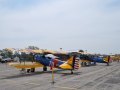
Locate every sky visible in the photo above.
<box><xmin>0</xmin><ymin>0</ymin><xmax>120</xmax><ymax>54</ymax></box>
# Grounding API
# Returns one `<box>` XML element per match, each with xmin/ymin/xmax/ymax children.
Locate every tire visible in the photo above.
<box><xmin>71</xmin><ymin>70</ymin><xmax>73</xmax><ymax>74</ymax></box>
<box><xmin>27</xmin><ymin>69</ymin><xmax>31</xmax><ymax>73</ymax></box>
<box><xmin>43</xmin><ymin>66</ymin><xmax>47</xmax><ymax>71</ymax></box>
<box><xmin>1</xmin><ymin>61</ymin><xmax>5</xmax><ymax>63</ymax></box>
<box><xmin>31</xmin><ymin>68</ymin><xmax>35</xmax><ymax>72</ymax></box>
<box><xmin>84</xmin><ymin>62</ymin><xmax>87</xmax><ymax>66</ymax></box>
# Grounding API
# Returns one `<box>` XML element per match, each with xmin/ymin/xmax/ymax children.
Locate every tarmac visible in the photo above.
<box><xmin>0</xmin><ymin>62</ymin><xmax>120</xmax><ymax>90</ymax></box>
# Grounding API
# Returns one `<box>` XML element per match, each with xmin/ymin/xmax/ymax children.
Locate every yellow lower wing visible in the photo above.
<box><xmin>8</xmin><ymin>62</ymin><xmax>43</xmax><ymax>69</ymax></box>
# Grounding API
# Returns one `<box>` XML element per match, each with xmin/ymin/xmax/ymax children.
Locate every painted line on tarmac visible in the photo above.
<box><xmin>24</xmin><ymin>82</ymin><xmax>41</xmax><ymax>86</ymax></box>
<box><xmin>1</xmin><ymin>79</ymin><xmax>41</xmax><ymax>86</ymax></box>
<box><xmin>0</xmin><ymin>69</ymin><xmax>17</xmax><ymax>73</ymax></box>
<box><xmin>54</xmin><ymin>86</ymin><xmax>77</xmax><ymax>90</ymax></box>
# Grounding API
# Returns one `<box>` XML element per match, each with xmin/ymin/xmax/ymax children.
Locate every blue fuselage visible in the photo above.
<box><xmin>91</xmin><ymin>57</ymin><xmax>106</xmax><ymax>63</ymax></box>
<box><xmin>35</xmin><ymin>55</ymin><xmax>64</xmax><ymax>67</ymax></box>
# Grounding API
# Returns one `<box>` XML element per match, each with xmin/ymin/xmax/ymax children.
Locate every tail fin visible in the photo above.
<box><xmin>104</xmin><ymin>56</ymin><xmax>112</xmax><ymax>63</ymax></box>
<box><xmin>67</xmin><ymin>56</ymin><xmax>80</xmax><ymax>70</ymax></box>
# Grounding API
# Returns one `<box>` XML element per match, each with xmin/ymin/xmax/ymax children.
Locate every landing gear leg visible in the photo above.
<box><xmin>20</xmin><ymin>68</ymin><xmax>26</xmax><ymax>74</ymax></box>
<box><xmin>81</xmin><ymin>62</ymin><xmax>83</xmax><ymax>67</ymax></box>
<box><xmin>94</xmin><ymin>62</ymin><xmax>96</xmax><ymax>65</ymax></box>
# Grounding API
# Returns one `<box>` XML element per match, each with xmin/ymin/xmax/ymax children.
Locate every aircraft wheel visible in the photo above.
<box><xmin>27</xmin><ymin>69</ymin><xmax>31</xmax><ymax>73</ymax></box>
<box><xmin>84</xmin><ymin>62</ymin><xmax>87</xmax><ymax>66</ymax></box>
<box><xmin>71</xmin><ymin>70</ymin><xmax>73</xmax><ymax>74</ymax></box>
<box><xmin>81</xmin><ymin>62</ymin><xmax>84</xmax><ymax>67</ymax></box>
<box><xmin>43</xmin><ymin>66</ymin><xmax>47</xmax><ymax>71</ymax></box>
<box><xmin>31</xmin><ymin>68</ymin><xmax>35</xmax><ymax>72</ymax></box>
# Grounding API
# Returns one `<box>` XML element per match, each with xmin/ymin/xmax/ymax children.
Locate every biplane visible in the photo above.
<box><xmin>8</xmin><ymin>54</ymin><xmax>80</xmax><ymax>74</ymax></box>
<box><xmin>80</xmin><ymin>54</ymin><xmax>112</xmax><ymax>66</ymax></box>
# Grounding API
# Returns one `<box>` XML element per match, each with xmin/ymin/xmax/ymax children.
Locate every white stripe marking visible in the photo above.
<box><xmin>54</xmin><ymin>86</ymin><xmax>77</xmax><ymax>90</ymax></box>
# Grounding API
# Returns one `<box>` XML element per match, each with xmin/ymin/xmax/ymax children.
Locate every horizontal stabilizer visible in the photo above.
<box><xmin>59</xmin><ymin>63</ymin><xmax>73</xmax><ymax>70</ymax></box>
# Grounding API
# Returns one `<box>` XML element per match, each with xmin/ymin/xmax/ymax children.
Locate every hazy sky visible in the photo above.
<box><xmin>0</xmin><ymin>0</ymin><xmax>120</xmax><ymax>54</ymax></box>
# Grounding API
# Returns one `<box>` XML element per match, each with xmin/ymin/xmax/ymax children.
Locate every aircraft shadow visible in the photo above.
<box><xmin>54</xmin><ymin>69</ymin><xmax>81</xmax><ymax>76</ymax></box>
<box><xmin>1</xmin><ymin>70</ymin><xmax>81</xmax><ymax>79</ymax></box>
<box><xmin>0</xmin><ymin>71</ymin><xmax>46</xmax><ymax>79</ymax></box>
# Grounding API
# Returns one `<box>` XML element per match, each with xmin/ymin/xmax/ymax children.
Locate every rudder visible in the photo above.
<box><xmin>67</xmin><ymin>56</ymin><xmax>80</xmax><ymax>70</ymax></box>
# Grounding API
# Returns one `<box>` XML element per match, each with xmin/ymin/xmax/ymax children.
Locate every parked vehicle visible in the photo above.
<box><xmin>1</xmin><ymin>57</ymin><xmax>13</xmax><ymax>63</ymax></box>
<box><xmin>0</xmin><ymin>56</ymin><xmax>2</xmax><ymax>62</ymax></box>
